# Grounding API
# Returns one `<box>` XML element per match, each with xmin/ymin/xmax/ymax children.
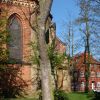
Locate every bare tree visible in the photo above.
<box><xmin>76</xmin><ymin>0</ymin><xmax>92</xmax><ymax>92</ymax></box>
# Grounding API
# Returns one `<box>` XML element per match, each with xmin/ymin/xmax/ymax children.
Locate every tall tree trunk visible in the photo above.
<box><xmin>77</xmin><ymin>0</ymin><xmax>91</xmax><ymax>92</ymax></box>
<box><xmin>36</xmin><ymin>0</ymin><xmax>54</xmax><ymax>100</ymax></box>
<box><xmin>38</xmin><ymin>26</ymin><xmax>53</xmax><ymax>100</ymax></box>
<box><xmin>84</xmin><ymin>20</ymin><xmax>90</xmax><ymax>93</ymax></box>
<box><xmin>85</xmin><ymin>38</ymin><xmax>90</xmax><ymax>92</ymax></box>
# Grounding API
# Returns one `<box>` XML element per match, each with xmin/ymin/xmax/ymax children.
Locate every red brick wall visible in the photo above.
<box><xmin>73</xmin><ymin>53</ymin><xmax>100</xmax><ymax>91</ymax></box>
<box><xmin>0</xmin><ymin>2</ymin><xmax>34</xmax><ymax>92</ymax></box>
<box><xmin>55</xmin><ymin>37</ymin><xmax>66</xmax><ymax>54</ymax></box>
<box><xmin>0</xmin><ymin>3</ymin><xmax>32</xmax><ymax>61</ymax></box>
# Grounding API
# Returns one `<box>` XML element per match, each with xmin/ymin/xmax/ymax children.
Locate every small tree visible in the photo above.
<box><xmin>0</xmin><ymin>64</ymin><xmax>28</xmax><ymax>98</ymax></box>
<box><xmin>48</xmin><ymin>41</ymin><xmax>66</xmax><ymax>89</ymax></box>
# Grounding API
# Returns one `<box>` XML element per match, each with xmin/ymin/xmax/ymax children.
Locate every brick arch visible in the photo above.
<box><xmin>8</xmin><ymin>13</ymin><xmax>23</xmax><ymax>25</ymax></box>
<box><xmin>8</xmin><ymin>13</ymin><xmax>23</xmax><ymax>60</ymax></box>
<box><xmin>6</xmin><ymin>6</ymin><xmax>32</xmax><ymax>62</ymax></box>
<box><xmin>8</xmin><ymin>13</ymin><xmax>23</xmax><ymax>37</ymax></box>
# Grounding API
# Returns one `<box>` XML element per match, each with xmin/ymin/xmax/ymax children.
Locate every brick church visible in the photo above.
<box><xmin>0</xmin><ymin>0</ymin><xmax>41</xmax><ymax>93</ymax></box>
<box><xmin>0</xmin><ymin>0</ymin><xmax>70</xmax><ymax>94</ymax></box>
<box><xmin>1</xmin><ymin>0</ymin><xmax>99</xmax><ymax>95</ymax></box>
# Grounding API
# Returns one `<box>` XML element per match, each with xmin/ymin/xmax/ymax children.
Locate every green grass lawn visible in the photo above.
<box><xmin>67</xmin><ymin>92</ymin><xmax>90</xmax><ymax>100</ymax></box>
<box><xmin>3</xmin><ymin>97</ymin><xmax>38</xmax><ymax>100</ymax></box>
<box><xmin>3</xmin><ymin>92</ymin><xmax>96</xmax><ymax>100</ymax></box>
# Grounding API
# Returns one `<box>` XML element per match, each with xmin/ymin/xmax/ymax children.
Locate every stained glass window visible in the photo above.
<box><xmin>8</xmin><ymin>14</ymin><xmax>22</xmax><ymax>60</ymax></box>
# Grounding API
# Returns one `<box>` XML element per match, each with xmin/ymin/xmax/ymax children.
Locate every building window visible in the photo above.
<box><xmin>0</xmin><ymin>8</ymin><xmax>2</xmax><ymax>15</ymax></box>
<box><xmin>8</xmin><ymin>14</ymin><xmax>22</xmax><ymax>60</ymax></box>
<box><xmin>90</xmin><ymin>64</ymin><xmax>92</xmax><ymax>67</ymax></box>
<box><xmin>45</xmin><ymin>29</ymin><xmax>49</xmax><ymax>44</ymax></box>
<box><xmin>80</xmin><ymin>71</ymin><xmax>84</xmax><ymax>77</ymax></box>
<box><xmin>81</xmin><ymin>81</ymin><xmax>85</xmax><ymax>88</ymax></box>
<box><xmin>97</xmin><ymin>72</ymin><xmax>100</xmax><ymax>78</ymax></box>
<box><xmin>91</xmin><ymin>71</ymin><xmax>95</xmax><ymax>77</ymax></box>
<box><xmin>91</xmin><ymin>81</ymin><xmax>95</xmax><ymax>90</ymax></box>
<box><xmin>94</xmin><ymin>64</ymin><xmax>97</xmax><ymax>67</ymax></box>
<box><xmin>97</xmin><ymin>82</ymin><xmax>100</xmax><ymax>88</ymax></box>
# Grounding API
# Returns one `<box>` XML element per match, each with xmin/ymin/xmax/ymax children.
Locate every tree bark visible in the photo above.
<box><xmin>37</xmin><ymin>23</ymin><xmax>53</xmax><ymax>100</ymax></box>
<box><xmin>36</xmin><ymin>0</ymin><xmax>54</xmax><ymax>100</ymax></box>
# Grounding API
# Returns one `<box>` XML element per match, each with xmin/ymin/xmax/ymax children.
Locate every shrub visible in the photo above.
<box><xmin>54</xmin><ymin>90</ymin><xmax>69</xmax><ymax>100</ymax></box>
<box><xmin>94</xmin><ymin>91</ymin><xmax>100</xmax><ymax>100</ymax></box>
<box><xmin>0</xmin><ymin>64</ymin><xmax>28</xmax><ymax>98</ymax></box>
<box><xmin>87</xmin><ymin>90</ymin><xmax>95</xmax><ymax>100</ymax></box>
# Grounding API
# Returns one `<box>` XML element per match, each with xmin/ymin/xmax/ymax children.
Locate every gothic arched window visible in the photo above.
<box><xmin>8</xmin><ymin>14</ymin><xmax>22</xmax><ymax>60</ymax></box>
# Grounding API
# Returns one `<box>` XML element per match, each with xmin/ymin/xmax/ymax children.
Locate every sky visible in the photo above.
<box><xmin>51</xmin><ymin>0</ymin><xmax>100</xmax><ymax>60</ymax></box>
<box><xmin>51</xmin><ymin>0</ymin><xmax>82</xmax><ymax>54</ymax></box>
<box><xmin>51</xmin><ymin>0</ymin><xmax>79</xmax><ymax>38</ymax></box>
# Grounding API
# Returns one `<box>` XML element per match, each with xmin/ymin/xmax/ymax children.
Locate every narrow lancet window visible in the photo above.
<box><xmin>8</xmin><ymin>14</ymin><xmax>22</xmax><ymax>60</ymax></box>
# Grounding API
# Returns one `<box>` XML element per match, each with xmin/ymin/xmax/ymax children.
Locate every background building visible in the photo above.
<box><xmin>72</xmin><ymin>52</ymin><xmax>100</xmax><ymax>92</ymax></box>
